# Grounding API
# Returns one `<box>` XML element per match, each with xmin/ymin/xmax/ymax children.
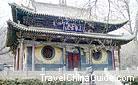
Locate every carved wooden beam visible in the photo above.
<box><xmin>75</xmin><ymin>37</ymin><xmax>80</xmax><ymax>44</ymax></box>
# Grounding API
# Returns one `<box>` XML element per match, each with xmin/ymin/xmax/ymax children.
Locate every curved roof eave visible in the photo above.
<box><xmin>7</xmin><ymin>20</ymin><xmax>135</xmax><ymax>42</ymax></box>
<box><xmin>9</xmin><ymin>3</ymin><xmax>128</xmax><ymax>33</ymax></box>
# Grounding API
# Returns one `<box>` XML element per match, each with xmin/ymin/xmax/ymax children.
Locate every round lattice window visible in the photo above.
<box><xmin>92</xmin><ymin>51</ymin><xmax>102</xmax><ymax>61</ymax></box>
<box><xmin>41</xmin><ymin>46</ymin><xmax>55</xmax><ymax>60</ymax></box>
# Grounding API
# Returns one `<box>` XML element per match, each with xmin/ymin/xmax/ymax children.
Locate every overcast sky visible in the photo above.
<box><xmin>0</xmin><ymin>0</ymin><xmax>138</xmax><ymax>35</ymax></box>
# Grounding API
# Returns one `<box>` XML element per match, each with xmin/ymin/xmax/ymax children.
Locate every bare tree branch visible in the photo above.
<box><xmin>110</xmin><ymin>1</ymin><xmax>127</xmax><ymax>19</ymax></box>
<box><xmin>0</xmin><ymin>49</ymin><xmax>10</xmax><ymax>55</ymax></box>
<box><xmin>107</xmin><ymin>0</ymin><xmax>111</xmax><ymax>22</ymax></box>
<box><xmin>105</xmin><ymin>0</ymin><xmax>111</xmax><ymax>33</ymax></box>
<box><xmin>123</xmin><ymin>0</ymin><xmax>133</xmax><ymax>34</ymax></box>
<box><xmin>0</xmin><ymin>46</ymin><xmax>6</xmax><ymax>51</ymax></box>
<box><xmin>0</xmin><ymin>17</ymin><xmax>9</xmax><ymax>55</ymax></box>
<box><xmin>134</xmin><ymin>11</ymin><xmax>138</xmax><ymax>41</ymax></box>
<box><xmin>136</xmin><ymin>0</ymin><xmax>138</xmax><ymax>4</ymax></box>
<box><xmin>94</xmin><ymin>0</ymin><xmax>98</xmax><ymax>18</ymax></box>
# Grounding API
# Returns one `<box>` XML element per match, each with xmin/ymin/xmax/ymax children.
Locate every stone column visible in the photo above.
<box><xmin>13</xmin><ymin>55</ymin><xmax>15</xmax><ymax>71</ymax></box>
<box><xmin>63</xmin><ymin>46</ymin><xmax>67</xmax><ymax>71</ymax></box>
<box><xmin>89</xmin><ymin>47</ymin><xmax>92</xmax><ymax>64</ymax></box>
<box><xmin>62</xmin><ymin>46</ymin><xmax>66</xmax><ymax>64</ymax></box>
<box><xmin>15</xmin><ymin>48</ymin><xmax>19</xmax><ymax>71</ymax></box>
<box><xmin>113</xmin><ymin>46</ymin><xmax>120</xmax><ymax>70</ymax></box>
<box><xmin>110</xmin><ymin>47</ymin><xmax>115</xmax><ymax>70</ymax></box>
<box><xmin>19</xmin><ymin>39</ymin><xmax>24</xmax><ymax>71</ymax></box>
<box><xmin>23</xmin><ymin>45</ymin><xmax>27</xmax><ymax>71</ymax></box>
<box><xmin>32</xmin><ymin>43</ymin><xmax>35</xmax><ymax>71</ymax></box>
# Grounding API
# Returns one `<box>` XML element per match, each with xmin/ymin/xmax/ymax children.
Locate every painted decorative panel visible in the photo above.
<box><xmin>22</xmin><ymin>15</ymin><xmax>85</xmax><ymax>32</ymax></box>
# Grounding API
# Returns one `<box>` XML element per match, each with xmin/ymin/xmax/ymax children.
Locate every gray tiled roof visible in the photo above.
<box><xmin>9</xmin><ymin>2</ymin><xmax>127</xmax><ymax>23</ymax></box>
<box><xmin>7</xmin><ymin>20</ymin><xmax>135</xmax><ymax>41</ymax></box>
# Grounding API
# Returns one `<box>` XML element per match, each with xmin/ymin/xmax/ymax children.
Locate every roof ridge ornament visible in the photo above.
<box><xmin>59</xmin><ymin>0</ymin><xmax>67</xmax><ymax>6</ymax></box>
<box><xmin>21</xmin><ymin>0</ymin><xmax>35</xmax><ymax>10</ymax></box>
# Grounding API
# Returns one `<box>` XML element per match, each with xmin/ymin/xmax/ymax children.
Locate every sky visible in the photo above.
<box><xmin>0</xmin><ymin>0</ymin><xmax>138</xmax><ymax>35</ymax></box>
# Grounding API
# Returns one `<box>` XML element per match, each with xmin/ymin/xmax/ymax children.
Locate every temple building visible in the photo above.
<box><xmin>6</xmin><ymin>1</ymin><xmax>135</xmax><ymax>71</ymax></box>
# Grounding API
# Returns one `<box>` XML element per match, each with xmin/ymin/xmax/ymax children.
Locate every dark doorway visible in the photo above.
<box><xmin>67</xmin><ymin>52</ymin><xmax>80</xmax><ymax>70</ymax></box>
